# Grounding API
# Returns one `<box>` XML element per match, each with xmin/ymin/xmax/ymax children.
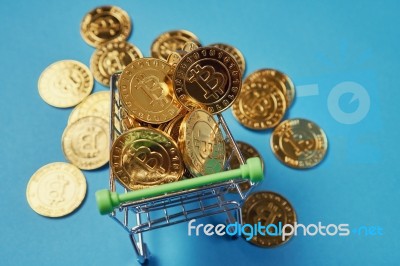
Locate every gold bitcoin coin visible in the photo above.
<box><xmin>271</xmin><ymin>118</ymin><xmax>328</xmax><ymax>168</ymax></box>
<box><xmin>247</xmin><ymin>69</ymin><xmax>295</xmax><ymax>106</ymax></box>
<box><xmin>38</xmin><ymin>60</ymin><xmax>93</xmax><ymax>108</ymax></box>
<box><xmin>118</xmin><ymin>58</ymin><xmax>182</xmax><ymax>124</ymax></box>
<box><xmin>91</xmin><ymin>42</ymin><xmax>143</xmax><ymax>86</ymax></box>
<box><xmin>80</xmin><ymin>6</ymin><xmax>131</xmax><ymax>47</ymax></box>
<box><xmin>209</xmin><ymin>43</ymin><xmax>245</xmax><ymax>77</ymax></box>
<box><xmin>174</xmin><ymin>47</ymin><xmax>242</xmax><ymax>114</ymax></box>
<box><xmin>151</xmin><ymin>30</ymin><xmax>201</xmax><ymax>61</ymax></box>
<box><xmin>226</xmin><ymin>141</ymin><xmax>264</xmax><ymax>192</ymax></box>
<box><xmin>68</xmin><ymin>91</ymin><xmax>110</xmax><ymax>125</ymax></box>
<box><xmin>242</xmin><ymin>191</ymin><xmax>297</xmax><ymax>247</ymax></box>
<box><xmin>111</xmin><ymin>127</ymin><xmax>184</xmax><ymax>190</ymax></box>
<box><xmin>178</xmin><ymin>109</ymin><xmax>225</xmax><ymax>176</ymax></box>
<box><xmin>62</xmin><ymin>116</ymin><xmax>109</xmax><ymax>170</ymax></box>
<box><xmin>26</xmin><ymin>162</ymin><xmax>87</xmax><ymax>217</ymax></box>
<box><xmin>232</xmin><ymin>79</ymin><xmax>287</xmax><ymax>129</ymax></box>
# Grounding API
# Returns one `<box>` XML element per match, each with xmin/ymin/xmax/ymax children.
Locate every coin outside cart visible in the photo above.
<box><xmin>151</xmin><ymin>30</ymin><xmax>201</xmax><ymax>61</ymax></box>
<box><xmin>62</xmin><ymin>116</ymin><xmax>110</xmax><ymax>170</ymax></box>
<box><xmin>90</xmin><ymin>41</ymin><xmax>143</xmax><ymax>86</ymax></box>
<box><xmin>38</xmin><ymin>60</ymin><xmax>93</xmax><ymax>108</ymax></box>
<box><xmin>242</xmin><ymin>191</ymin><xmax>297</xmax><ymax>247</ymax></box>
<box><xmin>271</xmin><ymin>118</ymin><xmax>328</xmax><ymax>169</ymax></box>
<box><xmin>68</xmin><ymin>91</ymin><xmax>110</xmax><ymax>125</ymax></box>
<box><xmin>26</xmin><ymin>162</ymin><xmax>87</xmax><ymax>218</ymax></box>
<box><xmin>80</xmin><ymin>5</ymin><xmax>131</xmax><ymax>47</ymax></box>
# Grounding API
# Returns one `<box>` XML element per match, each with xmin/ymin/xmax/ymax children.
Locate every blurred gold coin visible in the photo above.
<box><xmin>110</xmin><ymin>127</ymin><xmax>184</xmax><ymax>190</ymax></box>
<box><xmin>232</xmin><ymin>79</ymin><xmax>287</xmax><ymax>129</ymax></box>
<box><xmin>226</xmin><ymin>141</ymin><xmax>264</xmax><ymax>192</ymax></box>
<box><xmin>178</xmin><ymin>109</ymin><xmax>225</xmax><ymax>176</ymax></box>
<box><xmin>80</xmin><ymin>6</ymin><xmax>131</xmax><ymax>48</ymax></box>
<box><xmin>118</xmin><ymin>58</ymin><xmax>182</xmax><ymax>124</ymax></box>
<box><xmin>151</xmin><ymin>30</ymin><xmax>201</xmax><ymax>61</ymax></box>
<box><xmin>247</xmin><ymin>69</ymin><xmax>295</xmax><ymax>106</ymax></box>
<box><xmin>209</xmin><ymin>43</ymin><xmax>245</xmax><ymax>77</ymax></box>
<box><xmin>91</xmin><ymin>42</ymin><xmax>143</xmax><ymax>86</ymax></box>
<box><xmin>242</xmin><ymin>191</ymin><xmax>297</xmax><ymax>247</ymax></box>
<box><xmin>174</xmin><ymin>46</ymin><xmax>242</xmax><ymax>114</ymax></box>
<box><xmin>68</xmin><ymin>91</ymin><xmax>110</xmax><ymax>125</ymax></box>
<box><xmin>38</xmin><ymin>60</ymin><xmax>93</xmax><ymax>108</ymax></box>
<box><xmin>26</xmin><ymin>162</ymin><xmax>87</xmax><ymax>217</ymax></box>
<box><xmin>271</xmin><ymin>118</ymin><xmax>328</xmax><ymax>168</ymax></box>
<box><xmin>62</xmin><ymin>116</ymin><xmax>109</xmax><ymax>170</ymax></box>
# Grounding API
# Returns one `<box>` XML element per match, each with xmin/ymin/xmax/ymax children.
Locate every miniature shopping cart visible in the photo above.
<box><xmin>95</xmin><ymin>72</ymin><xmax>264</xmax><ymax>264</ymax></box>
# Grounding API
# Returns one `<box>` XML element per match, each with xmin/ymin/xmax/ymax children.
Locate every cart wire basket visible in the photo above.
<box><xmin>96</xmin><ymin>72</ymin><xmax>264</xmax><ymax>264</ymax></box>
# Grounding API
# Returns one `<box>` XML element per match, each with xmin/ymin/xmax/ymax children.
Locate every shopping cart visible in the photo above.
<box><xmin>95</xmin><ymin>72</ymin><xmax>264</xmax><ymax>264</ymax></box>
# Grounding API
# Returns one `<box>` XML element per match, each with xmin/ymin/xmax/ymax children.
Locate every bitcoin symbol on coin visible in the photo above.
<box><xmin>262</xmin><ymin>203</ymin><xmax>279</xmax><ymax>225</ymax></box>
<box><xmin>79</xmin><ymin>126</ymin><xmax>102</xmax><ymax>157</ymax></box>
<box><xmin>123</xmin><ymin>146</ymin><xmax>165</xmax><ymax>175</ymax></box>
<box><xmin>91</xmin><ymin>16</ymin><xmax>120</xmax><ymax>37</ymax></box>
<box><xmin>57</xmin><ymin>70</ymin><xmax>83</xmax><ymax>96</ymax></box>
<box><xmin>103</xmin><ymin>50</ymin><xmax>126</xmax><ymax>74</ymax></box>
<box><xmin>248</xmin><ymin>93</ymin><xmax>272</xmax><ymax>117</ymax></box>
<box><xmin>46</xmin><ymin>175</ymin><xmax>69</xmax><ymax>206</ymax></box>
<box><xmin>194</xmin><ymin>129</ymin><xmax>215</xmax><ymax>159</ymax></box>
<box><xmin>188</xmin><ymin>64</ymin><xmax>226</xmax><ymax>100</ymax></box>
<box><xmin>283</xmin><ymin>131</ymin><xmax>316</xmax><ymax>158</ymax></box>
<box><xmin>137</xmin><ymin>76</ymin><xmax>169</xmax><ymax>107</ymax></box>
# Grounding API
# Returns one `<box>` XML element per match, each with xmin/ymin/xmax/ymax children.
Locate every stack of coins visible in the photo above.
<box><xmin>110</xmin><ymin>40</ymin><xmax>245</xmax><ymax>190</ymax></box>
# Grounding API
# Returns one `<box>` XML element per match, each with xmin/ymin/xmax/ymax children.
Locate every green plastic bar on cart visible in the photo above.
<box><xmin>95</xmin><ymin>157</ymin><xmax>264</xmax><ymax>215</ymax></box>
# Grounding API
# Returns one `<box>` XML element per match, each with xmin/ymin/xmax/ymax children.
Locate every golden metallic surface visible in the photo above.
<box><xmin>271</xmin><ymin>118</ymin><xmax>328</xmax><ymax>168</ymax></box>
<box><xmin>178</xmin><ymin>110</ymin><xmax>225</xmax><ymax>176</ymax></box>
<box><xmin>119</xmin><ymin>107</ymin><xmax>141</xmax><ymax>131</ymax></box>
<box><xmin>242</xmin><ymin>191</ymin><xmax>297</xmax><ymax>248</ymax></box>
<box><xmin>174</xmin><ymin>47</ymin><xmax>242</xmax><ymax>114</ymax></box>
<box><xmin>38</xmin><ymin>60</ymin><xmax>93</xmax><ymax>108</ymax></box>
<box><xmin>209</xmin><ymin>43</ymin><xmax>245</xmax><ymax>77</ymax></box>
<box><xmin>164</xmin><ymin>112</ymin><xmax>186</xmax><ymax>142</ymax></box>
<box><xmin>80</xmin><ymin>6</ymin><xmax>131</xmax><ymax>48</ymax></box>
<box><xmin>62</xmin><ymin>116</ymin><xmax>109</xmax><ymax>170</ymax></box>
<box><xmin>26</xmin><ymin>162</ymin><xmax>87</xmax><ymax>217</ymax></box>
<box><xmin>247</xmin><ymin>69</ymin><xmax>295</xmax><ymax>106</ymax></box>
<box><xmin>151</xmin><ymin>30</ymin><xmax>201</xmax><ymax>61</ymax></box>
<box><xmin>91</xmin><ymin>42</ymin><xmax>143</xmax><ymax>86</ymax></box>
<box><xmin>232</xmin><ymin>79</ymin><xmax>287</xmax><ymax>129</ymax></box>
<box><xmin>182</xmin><ymin>41</ymin><xmax>199</xmax><ymax>53</ymax></box>
<box><xmin>226</xmin><ymin>141</ymin><xmax>264</xmax><ymax>192</ymax></box>
<box><xmin>118</xmin><ymin>58</ymin><xmax>182</xmax><ymax>124</ymax></box>
<box><xmin>166</xmin><ymin>52</ymin><xmax>182</xmax><ymax>68</ymax></box>
<box><xmin>110</xmin><ymin>127</ymin><xmax>184</xmax><ymax>190</ymax></box>
<box><xmin>68</xmin><ymin>91</ymin><xmax>110</xmax><ymax>125</ymax></box>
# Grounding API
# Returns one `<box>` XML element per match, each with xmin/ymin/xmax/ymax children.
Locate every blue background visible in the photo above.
<box><xmin>0</xmin><ymin>0</ymin><xmax>399</xmax><ymax>265</ymax></box>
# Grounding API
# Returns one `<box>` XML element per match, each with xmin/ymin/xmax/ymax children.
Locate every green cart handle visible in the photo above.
<box><xmin>96</xmin><ymin>157</ymin><xmax>264</xmax><ymax>215</ymax></box>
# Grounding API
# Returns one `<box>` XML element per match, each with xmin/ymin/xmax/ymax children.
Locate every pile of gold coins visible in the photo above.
<box><xmin>27</xmin><ymin>4</ymin><xmax>328</xmax><ymax>250</ymax></box>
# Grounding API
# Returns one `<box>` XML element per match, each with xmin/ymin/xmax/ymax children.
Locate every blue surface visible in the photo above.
<box><xmin>1</xmin><ymin>0</ymin><xmax>399</xmax><ymax>265</ymax></box>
